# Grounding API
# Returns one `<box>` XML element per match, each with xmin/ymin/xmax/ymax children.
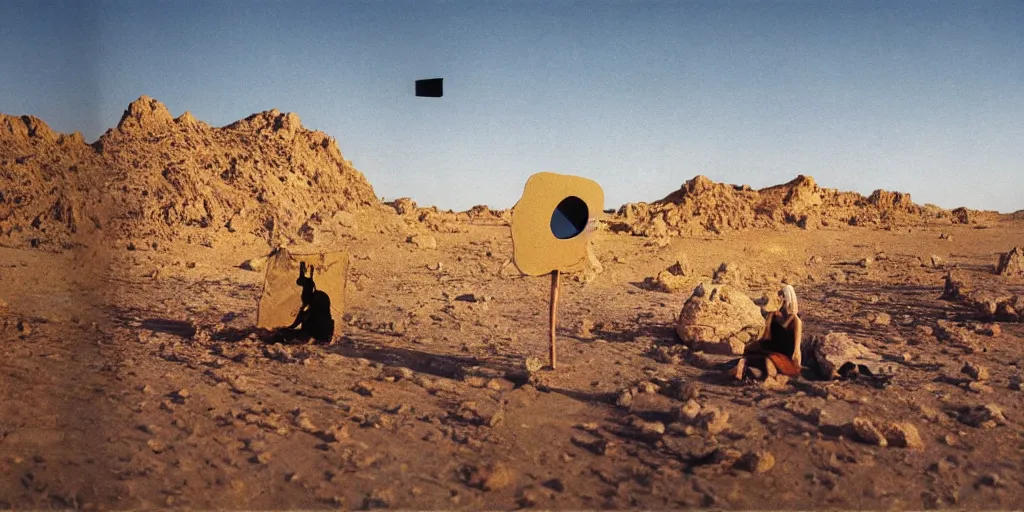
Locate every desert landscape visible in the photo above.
<box><xmin>1</xmin><ymin>97</ymin><xmax>1023</xmax><ymax>510</ymax></box>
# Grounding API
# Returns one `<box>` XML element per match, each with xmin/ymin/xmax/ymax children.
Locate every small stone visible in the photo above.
<box><xmin>524</xmin><ymin>357</ymin><xmax>544</xmax><ymax>374</ymax></box>
<box><xmin>852</xmin><ymin>417</ymin><xmax>887</xmax><ymax>447</ymax></box>
<box><xmin>615</xmin><ymin>390</ymin><xmax>634</xmax><ymax>409</ymax></box>
<box><xmin>736</xmin><ymin>450</ymin><xmax>775</xmax><ymax>473</ymax></box>
<box><xmin>466</xmin><ymin>463</ymin><xmax>514</xmax><ymax>491</ymax></box>
<box><xmin>407</xmin><ymin>234</ymin><xmax>438</xmax><ymax>250</ymax></box>
<box><xmin>147</xmin><ymin>439</ymin><xmax>167</xmax><ymax>453</ymax></box>
<box><xmin>320</xmin><ymin>425</ymin><xmax>349</xmax><ymax>442</ymax></box>
<box><xmin>978</xmin><ymin>474</ymin><xmax>1001</xmax><ymax>488</ymax></box>
<box><xmin>383</xmin><ymin>366</ymin><xmax>414</xmax><ymax>381</ymax></box>
<box><xmin>942</xmin><ymin>434</ymin><xmax>957</xmax><ymax>446</ymax></box>
<box><xmin>354</xmin><ymin>382</ymin><xmax>375</xmax><ymax>397</ymax></box>
<box><xmin>1010</xmin><ymin>374</ymin><xmax>1021</xmax><ymax>391</ymax></box>
<box><xmin>882</xmin><ymin>422</ymin><xmax>925</xmax><ymax>450</ymax></box>
<box><xmin>962</xmin><ymin>362</ymin><xmax>990</xmax><ymax>381</ymax></box>
<box><xmin>676</xmin><ymin>399</ymin><xmax>702</xmax><ymax>423</ymax></box>
<box><xmin>698</xmin><ymin>406</ymin><xmax>730</xmax><ymax>435</ymax></box>
<box><xmin>638</xmin><ymin>382</ymin><xmax>658</xmax><ymax>394</ymax></box>
<box><xmin>976</xmin><ymin>323</ymin><xmax>1001</xmax><ymax>337</ymax></box>
<box><xmin>542</xmin><ymin>478</ymin><xmax>566</xmax><ymax>493</ymax></box>
<box><xmin>967</xmin><ymin>382</ymin><xmax>993</xmax><ymax>394</ymax></box>
<box><xmin>578</xmin><ymin>318</ymin><xmax>595</xmax><ymax>339</ymax></box>
<box><xmin>634</xmin><ymin>419</ymin><xmax>666</xmax><ymax>436</ymax></box>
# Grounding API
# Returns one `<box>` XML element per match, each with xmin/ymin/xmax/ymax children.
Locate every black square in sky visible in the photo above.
<box><xmin>415</xmin><ymin>78</ymin><xmax>443</xmax><ymax>97</ymax></box>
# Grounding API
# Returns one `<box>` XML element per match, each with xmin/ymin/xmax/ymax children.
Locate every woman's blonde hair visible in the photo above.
<box><xmin>780</xmin><ymin>284</ymin><xmax>799</xmax><ymax>316</ymax></box>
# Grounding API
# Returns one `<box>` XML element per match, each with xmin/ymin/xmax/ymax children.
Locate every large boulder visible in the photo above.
<box><xmin>802</xmin><ymin>331</ymin><xmax>897</xmax><ymax>379</ymax></box>
<box><xmin>675</xmin><ymin>283</ymin><xmax>764</xmax><ymax>355</ymax></box>
<box><xmin>996</xmin><ymin>247</ymin><xmax>1024</xmax><ymax>277</ymax></box>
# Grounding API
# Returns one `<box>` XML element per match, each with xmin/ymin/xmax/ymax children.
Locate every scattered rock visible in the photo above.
<box><xmin>667</xmin><ymin>256</ymin><xmax>693</xmax><ymax>277</ymax></box>
<box><xmin>959</xmin><ymin>404</ymin><xmax>1008</xmax><ymax>428</ymax></box>
<box><xmin>662</xmin><ymin>378</ymin><xmax>700</xmax><ymax>401</ymax></box>
<box><xmin>803</xmin><ymin>331</ymin><xmax>896</xmax><ymax>379</ymax></box>
<box><xmin>697</xmin><ymin>405</ymin><xmax>730</xmax><ymax>435</ymax></box>
<box><xmin>615</xmin><ymin>390</ymin><xmax>634</xmax><ymax>409</ymax></box>
<box><xmin>930</xmin><ymin>255</ymin><xmax>943</xmax><ymax>268</ymax></box>
<box><xmin>978</xmin><ymin>474</ymin><xmax>1001</xmax><ymax>488</ymax></box>
<box><xmin>407</xmin><ymin>234</ymin><xmax>437</xmax><ymax>250</ymax></box>
<box><xmin>881</xmin><ymin>422</ymin><xmax>925</xmax><ymax>450</ymax></box>
<box><xmin>631</xmin><ymin>418</ymin><xmax>666</xmax><ymax>436</ymax></box>
<box><xmin>646</xmin><ymin>269</ymin><xmax>690</xmax><ymax>293</ymax></box>
<box><xmin>146</xmin><ymin>439</ymin><xmax>167</xmax><ymax>453</ymax></box>
<box><xmin>976</xmin><ymin>323</ymin><xmax>1001</xmax><ymax>336</ymax></box>
<box><xmin>852</xmin><ymin>417</ymin><xmax>888</xmax><ymax>447</ymax></box>
<box><xmin>675</xmin><ymin>283</ymin><xmax>764</xmax><ymax>355</ymax></box>
<box><xmin>996</xmin><ymin>247</ymin><xmax>1024</xmax><ymax>277</ymax></box>
<box><xmin>674</xmin><ymin>399</ymin><xmax>702</xmax><ymax>423</ymax></box>
<box><xmin>454</xmin><ymin>401</ymin><xmax>504</xmax><ymax>427</ymax></box>
<box><xmin>577</xmin><ymin>318</ymin><xmax>595</xmax><ymax>339</ymax></box>
<box><xmin>941</xmin><ymin>271</ymin><xmax>970</xmax><ymax>301</ymax></box>
<box><xmin>382</xmin><ymin>366</ymin><xmax>414</xmax><ymax>381</ymax></box>
<box><xmin>736</xmin><ymin>450</ymin><xmax>775</xmax><ymax>473</ymax></box>
<box><xmin>962</xmin><ymin>362</ymin><xmax>989</xmax><ymax>381</ymax></box>
<box><xmin>16</xmin><ymin>319</ymin><xmax>31</xmax><ymax>338</ymax></box>
<box><xmin>240</xmin><ymin>257</ymin><xmax>267</xmax><ymax>272</ymax></box>
<box><xmin>524</xmin><ymin>357</ymin><xmax>544</xmax><ymax>374</ymax></box>
<box><xmin>463</xmin><ymin>463</ymin><xmax>514</xmax><ymax>491</ymax></box>
<box><xmin>712</xmin><ymin>262</ymin><xmax>744</xmax><ymax>287</ymax></box>
<box><xmin>353</xmin><ymin>382</ymin><xmax>375</xmax><ymax>397</ymax></box>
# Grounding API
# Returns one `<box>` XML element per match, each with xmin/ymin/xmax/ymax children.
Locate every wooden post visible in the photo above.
<box><xmin>549</xmin><ymin>269</ymin><xmax>560</xmax><ymax>369</ymax></box>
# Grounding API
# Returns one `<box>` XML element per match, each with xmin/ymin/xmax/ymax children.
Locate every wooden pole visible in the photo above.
<box><xmin>549</xmin><ymin>269</ymin><xmax>560</xmax><ymax>369</ymax></box>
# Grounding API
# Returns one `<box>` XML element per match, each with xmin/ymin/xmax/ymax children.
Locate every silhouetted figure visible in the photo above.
<box><xmin>286</xmin><ymin>262</ymin><xmax>335</xmax><ymax>343</ymax></box>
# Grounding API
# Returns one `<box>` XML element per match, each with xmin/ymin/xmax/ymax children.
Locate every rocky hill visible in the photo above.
<box><xmin>609</xmin><ymin>175</ymin><xmax>999</xmax><ymax>238</ymax></box>
<box><xmin>1</xmin><ymin>97</ymin><xmax>1010</xmax><ymax>251</ymax></box>
<box><xmin>1</xmin><ymin>96</ymin><xmax>381</xmax><ymax>251</ymax></box>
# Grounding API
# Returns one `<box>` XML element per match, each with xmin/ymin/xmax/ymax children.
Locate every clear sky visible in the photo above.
<box><xmin>2</xmin><ymin>1</ymin><xmax>1022</xmax><ymax>213</ymax></box>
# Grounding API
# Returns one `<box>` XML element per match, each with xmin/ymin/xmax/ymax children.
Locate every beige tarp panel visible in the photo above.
<box><xmin>256</xmin><ymin>247</ymin><xmax>349</xmax><ymax>333</ymax></box>
<box><xmin>510</xmin><ymin>172</ymin><xmax>604</xmax><ymax>277</ymax></box>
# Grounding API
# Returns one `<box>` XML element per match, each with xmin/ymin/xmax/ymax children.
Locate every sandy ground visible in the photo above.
<box><xmin>1</xmin><ymin>219</ymin><xmax>1023</xmax><ymax>510</ymax></box>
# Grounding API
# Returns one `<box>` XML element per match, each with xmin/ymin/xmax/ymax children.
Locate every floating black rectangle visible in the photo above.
<box><xmin>415</xmin><ymin>78</ymin><xmax>443</xmax><ymax>97</ymax></box>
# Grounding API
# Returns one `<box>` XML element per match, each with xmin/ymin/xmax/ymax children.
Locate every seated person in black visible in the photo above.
<box><xmin>284</xmin><ymin>262</ymin><xmax>335</xmax><ymax>343</ymax></box>
<box><xmin>733</xmin><ymin>284</ymin><xmax>803</xmax><ymax>380</ymax></box>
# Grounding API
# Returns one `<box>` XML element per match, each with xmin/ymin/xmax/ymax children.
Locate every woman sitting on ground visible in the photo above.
<box><xmin>733</xmin><ymin>284</ymin><xmax>803</xmax><ymax>380</ymax></box>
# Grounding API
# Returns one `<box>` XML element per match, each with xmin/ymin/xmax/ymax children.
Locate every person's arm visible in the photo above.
<box><xmin>791</xmin><ymin>318</ymin><xmax>803</xmax><ymax>367</ymax></box>
<box><xmin>287</xmin><ymin>305</ymin><xmax>306</xmax><ymax>329</ymax></box>
<box><xmin>758</xmin><ymin>312</ymin><xmax>774</xmax><ymax>341</ymax></box>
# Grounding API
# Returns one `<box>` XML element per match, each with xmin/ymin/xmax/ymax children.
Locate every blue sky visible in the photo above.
<box><xmin>2</xmin><ymin>1</ymin><xmax>1022</xmax><ymax>213</ymax></box>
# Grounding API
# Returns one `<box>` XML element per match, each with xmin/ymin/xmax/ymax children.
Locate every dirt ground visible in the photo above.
<box><xmin>2</xmin><ymin>214</ymin><xmax>1022</xmax><ymax>510</ymax></box>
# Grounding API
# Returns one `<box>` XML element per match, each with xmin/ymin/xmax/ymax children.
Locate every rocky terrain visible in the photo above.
<box><xmin>1</xmin><ymin>98</ymin><xmax>1023</xmax><ymax>510</ymax></box>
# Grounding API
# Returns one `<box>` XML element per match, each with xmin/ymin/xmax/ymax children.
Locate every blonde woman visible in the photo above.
<box><xmin>733</xmin><ymin>284</ymin><xmax>803</xmax><ymax>380</ymax></box>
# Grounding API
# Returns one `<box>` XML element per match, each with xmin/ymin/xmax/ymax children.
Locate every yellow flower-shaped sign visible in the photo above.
<box><xmin>510</xmin><ymin>172</ymin><xmax>604</xmax><ymax>277</ymax></box>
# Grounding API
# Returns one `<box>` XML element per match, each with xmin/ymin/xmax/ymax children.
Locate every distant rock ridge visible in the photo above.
<box><xmin>610</xmin><ymin>174</ymin><xmax>1000</xmax><ymax>237</ymax></box>
<box><xmin>0</xmin><ymin>96</ymin><xmax>1013</xmax><ymax>251</ymax></box>
<box><xmin>1</xmin><ymin>96</ymin><xmax>381</xmax><ymax>250</ymax></box>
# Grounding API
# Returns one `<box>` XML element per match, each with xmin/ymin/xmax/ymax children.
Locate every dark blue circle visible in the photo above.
<box><xmin>550</xmin><ymin>196</ymin><xmax>589</xmax><ymax>240</ymax></box>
